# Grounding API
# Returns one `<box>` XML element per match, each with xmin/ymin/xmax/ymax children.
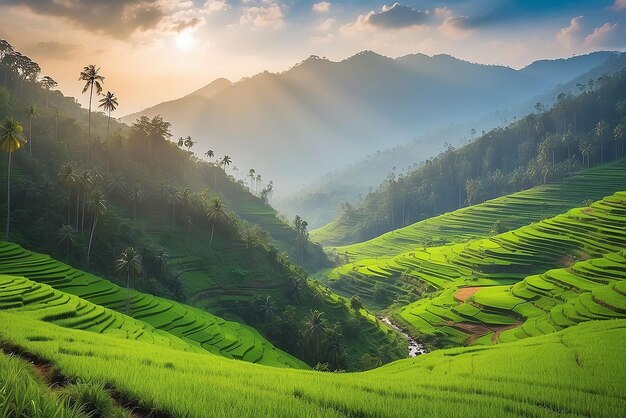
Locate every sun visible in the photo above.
<box><xmin>175</xmin><ymin>31</ymin><xmax>195</xmax><ymax>51</ymax></box>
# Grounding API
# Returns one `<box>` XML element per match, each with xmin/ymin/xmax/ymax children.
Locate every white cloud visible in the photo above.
<box><xmin>556</xmin><ymin>16</ymin><xmax>583</xmax><ymax>50</ymax></box>
<box><xmin>312</xmin><ymin>2</ymin><xmax>331</xmax><ymax>13</ymax></box>
<box><xmin>204</xmin><ymin>0</ymin><xmax>229</xmax><ymax>13</ymax></box>
<box><xmin>611</xmin><ymin>0</ymin><xmax>626</xmax><ymax>11</ymax></box>
<box><xmin>584</xmin><ymin>22</ymin><xmax>618</xmax><ymax>46</ymax></box>
<box><xmin>240</xmin><ymin>3</ymin><xmax>284</xmax><ymax>30</ymax></box>
<box><xmin>316</xmin><ymin>18</ymin><xmax>335</xmax><ymax>32</ymax></box>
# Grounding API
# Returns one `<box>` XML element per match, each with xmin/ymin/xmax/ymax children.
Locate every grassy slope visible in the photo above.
<box><xmin>0</xmin><ymin>312</ymin><xmax>624</xmax><ymax>417</ymax></box>
<box><xmin>0</xmin><ymin>242</ymin><xmax>307</xmax><ymax>369</ymax></box>
<box><xmin>319</xmin><ymin>159</ymin><xmax>626</xmax><ymax>260</ymax></box>
<box><xmin>323</xmin><ymin>192</ymin><xmax>626</xmax><ymax>308</ymax></box>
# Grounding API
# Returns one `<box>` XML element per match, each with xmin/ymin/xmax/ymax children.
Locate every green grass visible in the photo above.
<box><xmin>318</xmin><ymin>159</ymin><xmax>626</xmax><ymax>258</ymax></box>
<box><xmin>0</xmin><ymin>242</ymin><xmax>307</xmax><ymax>369</ymax></box>
<box><xmin>0</xmin><ymin>311</ymin><xmax>624</xmax><ymax>417</ymax></box>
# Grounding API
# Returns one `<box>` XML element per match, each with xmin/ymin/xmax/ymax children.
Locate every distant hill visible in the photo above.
<box><xmin>124</xmin><ymin>51</ymin><xmax>617</xmax><ymax>194</ymax></box>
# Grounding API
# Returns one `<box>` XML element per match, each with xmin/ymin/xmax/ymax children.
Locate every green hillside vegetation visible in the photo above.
<box><xmin>321</xmin><ymin>191</ymin><xmax>626</xmax><ymax>348</ymax></box>
<box><xmin>0</xmin><ymin>41</ymin><xmax>404</xmax><ymax>371</ymax></box>
<box><xmin>332</xmin><ymin>159</ymin><xmax>626</xmax><ymax>263</ymax></box>
<box><xmin>0</xmin><ymin>312</ymin><xmax>624</xmax><ymax>417</ymax></box>
<box><xmin>312</xmin><ymin>67</ymin><xmax>626</xmax><ymax>246</ymax></box>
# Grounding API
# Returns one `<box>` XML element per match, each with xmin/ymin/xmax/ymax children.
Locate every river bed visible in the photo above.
<box><xmin>380</xmin><ymin>317</ymin><xmax>426</xmax><ymax>357</ymax></box>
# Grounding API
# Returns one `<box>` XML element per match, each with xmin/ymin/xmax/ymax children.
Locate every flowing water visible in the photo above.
<box><xmin>380</xmin><ymin>317</ymin><xmax>426</xmax><ymax>357</ymax></box>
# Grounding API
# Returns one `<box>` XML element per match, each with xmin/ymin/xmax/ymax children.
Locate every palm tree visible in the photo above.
<box><xmin>595</xmin><ymin>119</ymin><xmax>609</xmax><ymax>164</ymax></box>
<box><xmin>248</xmin><ymin>169</ymin><xmax>255</xmax><ymax>191</ymax></box>
<box><xmin>177</xmin><ymin>137</ymin><xmax>184</xmax><ymax>148</ymax></box>
<box><xmin>166</xmin><ymin>188</ymin><xmax>179</xmax><ymax>226</ymax></box>
<box><xmin>221</xmin><ymin>155</ymin><xmax>232</xmax><ymax>172</ymax></box>
<box><xmin>128</xmin><ymin>184</ymin><xmax>144</xmax><ymax>228</ymax></box>
<box><xmin>206</xmin><ymin>197</ymin><xmax>225</xmax><ymax>249</ymax></box>
<box><xmin>98</xmin><ymin>91</ymin><xmax>118</xmax><ymax>148</ymax></box>
<box><xmin>614</xmin><ymin>124</ymin><xmax>624</xmax><ymax>159</ymax></box>
<box><xmin>26</xmin><ymin>105</ymin><xmax>37</xmax><ymax>159</ymax></box>
<box><xmin>0</xmin><ymin>118</ymin><xmax>27</xmax><ymax>240</ymax></box>
<box><xmin>86</xmin><ymin>191</ymin><xmax>107</xmax><ymax>267</ymax></box>
<box><xmin>106</xmin><ymin>173</ymin><xmax>126</xmax><ymax>198</ymax></box>
<box><xmin>154</xmin><ymin>248</ymin><xmax>169</xmax><ymax>278</ymax></box>
<box><xmin>183</xmin><ymin>136</ymin><xmax>195</xmax><ymax>153</ymax></box>
<box><xmin>255</xmin><ymin>174</ymin><xmax>262</xmax><ymax>193</ymax></box>
<box><xmin>57</xmin><ymin>162</ymin><xmax>76</xmax><ymax>224</ymax></box>
<box><xmin>258</xmin><ymin>296</ymin><xmax>277</xmax><ymax>322</ymax></box>
<box><xmin>289</xmin><ymin>276</ymin><xmax>304</xmax><ymax>302</ymax></box>
<box><xmin>57</xmin><ymin>224</ymin><xmax>78</xmax><ymax>262</ymax></box>
<box><xmin>304</xmin><ymin>310</ymin><xmax>326</xmax><ymax>363</ymax></box>
<box><xmin>79</xmin><ymin>65</ymin><xmax>104</xmax><ymax>160</ymax></box>
<box><xmin>114</xmin><ymin>247</ymin><xmax>143</xmax><ymax>315</ymax></box>
<box><xmin>204</xmin><ymin>149</ymin><xmax>214</xmax><ymax>162</ymax></box>
<box><xmin>579</xmin><ymin>141</ymin><xmax>592</xmax><ymax>168</ymax></box>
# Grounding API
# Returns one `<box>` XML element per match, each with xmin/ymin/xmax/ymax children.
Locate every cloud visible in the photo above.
<box><xmin>312</xmin><ymin>2</ymin><xmax>331</xmax><ymax>13</ymax></box>
<box><xmin>611</xmin><ymin>0</ymin><xmax>626</xmax><ymax>11</ymax></box>
<box><xmin>556</xmin><ymin>16</ymin><xmax>583</xmax><ymax>50</ymax></box>
<box><xmin>3</xmin><ymin>0</ymin><xmax>170</xmax><ymax>39</ymax></box>
<box><xmin>316</xmin><ymin>18</ymin><xmax>335</xmax><ymax>32</ymax></box>
<box><xmin>240</xmin><ymin>3</ymin><xmax>284</xmax><ymax>30</ymax></box>
<box><xmin>366</xmin><ymin>3</ymin><xmax>431</xmax><ymax>29</ymax></box>
<box><xmin>171</xmin><ymin>17</ymin><xmax>204</xmax><ymax>32</ymax></box>
<box><xmin>29</xmin><ymin>41</ymin><xmax>83</xmax><ymax>60</ymax></box>
<box><xmin>204</xmin><ymin>0</ymin><xmax>229</xmax><ymax>13</ymax></box>
<box><xmin>584</xmin><ymin>22</ymin><xmax>621</xmax><ymax>48</ymax></box>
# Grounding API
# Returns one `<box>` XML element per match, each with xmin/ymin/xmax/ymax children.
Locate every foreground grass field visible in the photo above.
<box><xmin>0</xmin><ymin>242</ymin><xmax>306</xmax><ymax>368</ymax></box>
<box><xmin>316</xmin><ymin>159</ymin><xmax>626</xmax><ymax>257</ymax></box>
<box><xmin>0</xmin><ymin>312</ymin><xmax>624</xmax><ymax>417</ymax></box>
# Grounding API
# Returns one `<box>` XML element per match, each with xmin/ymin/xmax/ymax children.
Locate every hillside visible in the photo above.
<box><xmin>312</xmin><ymin>64</ymin><xmax>626</xmax><ymax>246</ymax></box>
<box><xmin>1</xmin><ymin>311</ymin><xmax>624</xmax><ymax>417</ymax></box>
<box><xmin>123</xmin><ymin>51</ymin><xmax>616</xmax><ymax>194</ymax></box>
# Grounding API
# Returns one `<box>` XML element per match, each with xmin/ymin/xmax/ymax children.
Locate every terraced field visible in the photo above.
<box><xmin>324</xmin><ymin>192</ymin><xmax>626</xmax><ymax>308</ymax></box>
<box><xmin>400</xmin><ymin>250</ymin><xmax>626</xmax><ymax>345</ymax></box>
<box><xmin>321</xmin><ymin>159</ymin><xmax>626</xmax><ymax>261</ymax></box>
<box><xmin>1</xmin><ymin>311</ymin><xmax>624</xmax><ymax>417</ymax></box>
<box><xmin>0</xmin><ymin>242</ymin><xmax>307</xmax><ymax>369</ymax></box>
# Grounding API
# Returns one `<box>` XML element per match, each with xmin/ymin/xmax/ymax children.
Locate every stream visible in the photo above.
<box><xmin>380</xmin><ymin>317</ymin><xmax>426</xmax><ymax>357</ymax></box>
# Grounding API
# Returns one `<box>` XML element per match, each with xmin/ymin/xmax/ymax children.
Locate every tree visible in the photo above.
<box><xmin>57</xmin><ymin>224</ymin><xmax>78</xmax><ymax>262</ymax></box>
<box><xmin>255</xmin><ymin>174</ymin><xmax>262</xmax><ymax>193</ymax></box>
<box><xmin>40</xmin><ymin>75</ymin><xmax>58</xmax><ymax>108</ymax></box>
<box><xmin>258</xmin><ymin>296</ymin><xmax>276</xmax><ymax>322</ymax></box>
<box><xmin>595</xmin><ymin>119</ymin><xmax>609</xmax><ymax>164</ymax></box>
<box><xmin>79</xmin><ymin>65</ymin><xmax>104</xmax><ymax>161</ymax></box>
<box><xmin>221</xmin><ymin>155</ymin><xmax>232</xmax><ymax>171</ymax></box>
<box><xmin>289</xmin><ymin>276</ymin><xmax>304</xmax><ymax>302</ymax></box>
<box><xmin>614</xmin><ymin>123</ymin><xmax>624</xmax><ymax>159</ymax></box>
<box><xmin>350</xmin><ymin>294</ymin><xmax>363</xmax><ymax>314</ymax></box>
<box><xmin>204</xmin><ymin>149</ymin><xmax>214</xmax><ymax>162</ymax></box>
<box><xmin>579</xmin><ymin>141</ymin><xmax>592</xmax><ymax>168</ymax></box>
<box><xmin>154</xmin><ymin>248</ymin><xmax>169</xmax><ymax>278</ymax></box>
<box><xmin>86</xmin><ymin>191</ymin><xmax>107</xmax><ymax>267</ymax></box>
<box><xmin>0</xmin><ymin>118</ymin><xmax>27</xmax><ymax>240</ymax></box>
<box><xmin>26</xmin><ymin>105</ymin><xmax>37</xmax><ymax>159</ymax></box>
<box><xmin>248</xmin><ymin>168</ymin><xmax>255</xmax><ymax>191</ymax></box>
<box><xmin>303</xmin><ymin>310</ymin><xmax>326</xmax><ymax>363</ymax></box>
<box><xmin>207</xmin><ymin>197</ymin><xmax>226</xmax><ymax>249</ymax></box>
<box><xmin>128</xmin><ymin>184</ymin><xmax>144</xmax><ymax>228</ymax></box>
<box><xmin>183</xmin><ymin>136</ymin><xmax>195</xmax><ymax>153</ymax></box>
<box><xmin>114</xmin><ymin>247</ymin><xmax>143</xmax><ymax>315</ymax></box>
<box><xmin>98</xmin><ymin>91</ymin><xmax>118</xmax><ymax>149</ymax></box>
<box><xmin>57</xmin><ymin>162</ymin><xmax>77</xmax><ymax>224</ymax></box>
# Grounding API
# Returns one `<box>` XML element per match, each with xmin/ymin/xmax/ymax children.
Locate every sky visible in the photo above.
<box><xmin>1</xmin><ymin>0</ymin><xmax>625</xmax><ymax>115</ymax></box>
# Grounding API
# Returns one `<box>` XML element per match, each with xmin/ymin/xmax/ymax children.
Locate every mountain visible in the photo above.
<box><xmin>124</xmin><ymin>51</ymin><xmax>617</xmax><ymax>195</ymax></box>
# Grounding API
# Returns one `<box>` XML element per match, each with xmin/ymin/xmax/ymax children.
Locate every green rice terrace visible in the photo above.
<box><xmin>0</xmin><ymin>242</ymin><xmax>306</xmax><ymax>369</ymax></box>
<box><xmin>322</xmin><ymin>159</ymin><xmax>626</xmax><ymax>262</ymax></box>
<box><xmin>0</xmin><ymin>312</ymin><xmax>624</xmax><ymax>417</ymax></box>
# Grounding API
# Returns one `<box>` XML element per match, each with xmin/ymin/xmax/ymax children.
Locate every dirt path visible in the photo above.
<box><xmin>454</xmin><ymin>287</ymin><xmax>483</xmax><ymax>302</ymax></box>
<box><xmin>447</xmin><ymin>321</ymin><xmax>522</xmax><ymax>345</ymax></box>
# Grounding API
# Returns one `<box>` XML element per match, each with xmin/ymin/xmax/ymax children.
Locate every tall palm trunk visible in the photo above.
<box><xmin>106</xmin><ymin>111</ymin><xmax>111</xmax><ymax>171</ymax></box>
<box><xmin>88</xmin><ymin>82</ymin><xmax>93</xmax><ymax>161</ymax></box>
<box><xmin>86</xmin><ymin>212</ymin><xmax>98</xmax><ymax>266</ymax></box>
<box><xmin>209</xmin><ymin>218</ymin><xmax>216</xmax><ymax>249</ymax></box>
<box><xmin>133</xmin><ymin>201</ymin><xmax>136</xmax><ymax>228</ymax></box>
<box><xmin>5</xmin><ymin>152</ymin><xmax>12</xmax><ymax>241</ymax></box>
<box><xmin>67</xmin><ymin>186</ymin><xmax>71</xmax><ymax>224</ymax></box>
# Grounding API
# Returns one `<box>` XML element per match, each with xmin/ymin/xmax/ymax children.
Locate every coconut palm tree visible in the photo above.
<box><xmin>289</xmin><ymin>276</ymin><xmax>304</xmax><ymax>302</ymax></box>
<box><xmin>204</xmin><ymin>149</ymin><xmax>214</xmax><ymax>162</ymax></box>
<box><xmin>26</xmin><ymin>105</ymin><xmax>37</xmax><ymax>159</ymax></box>
<box><xmin>114</xmin><ymin>247</ymin><xmax>143</xmax><ymax>315</ymax></box>
<box><xmin>248</xmin><ymin>168</ymin><xmax>255</xmax><ymax>191</ymax></box>
<box><xmin>207</xmin><ymin>197</ymin><xmax>225</xmax><ymax>249</ymax></box>
<box><xmin>595</xmin><ymin>119</ymin><xmax>609</xmax><ymax>164</ymax></box>
<box><xmin>86</xmin><ymin>191</ymin><xmax>107</xmax><ymax>267</ymax></box>
<box><xmin>579</xmin><ymin>141</ymin><xmax>592</xmax><ymax>168</ymax></box>
<box><xmin>304</xmin><ymin>310</ymin><xmax>326</xmax><ymax>363</ymax></box>
<box><xmin>57</xmin><ymin>224</ymin><xmax>78</xmax><ymax>262</ymax></box>
<box><xmin>221</xmin><ymin>155</ymin><xmax>232</xmax><ymax>172</ymax></box>
<box><xmin>106</xmin><ymin>172</ymin><xmax>126</xmax><ymax>198</ymax></box>
<box><xmin>79</xmin><ymin>65</ymin><xmax>104</xmax><ymax>160</ymax></box>
<box><xmin>154</xmin><ymin>248</ymin><xmax>169</xmax><ymax>278</ymax></box>
<box><xmin>128</xmin><ymin>184</ymin><xmax>144</xmax><ymax>228</ymax></box>
<box><xmin>57</xmin><ymin>162</ymin><xmax>76</xmax><ymax>224</ymax></box>
<box><xmin>177</xmin><ymin>137</ymin><xmax>184</xmax><ymax>148</ymax></box>
<box><xmin>258</xmin><ymin>296</ymin><xmax>277</xmax><ymax>322</ymax></box>
<box><xmin>255</xmin><ymin>174</ymin><xmax>262</xmax><ymax>193</ymax></box>
<box><xmin>166</xmin><ymin>188</ymin><xmax>180</xmax><ymax>226</ymax></box>
<box><xmin>183</xmin><ymin>136</ymin><xmax>195</xmax><ymax>153</ymax></box>
<box><xmin>0</xmin><ymin>118</ymin><xmax>27</xmax><ymax>240</ymax></box>
<box><xmin>98</xmin><ymin>91</ymin><xmax>118</xmax><ymax>148</ymax></box>
<box><xmin>614</xmin><ymin>124</ymin><xmax>624</xmax><ymax>159</ymax></box>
